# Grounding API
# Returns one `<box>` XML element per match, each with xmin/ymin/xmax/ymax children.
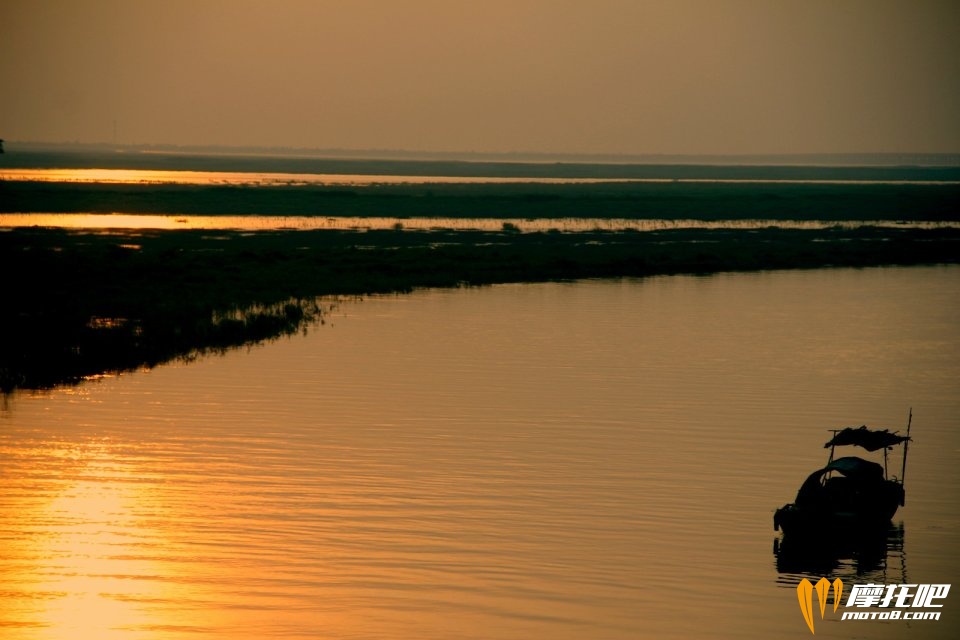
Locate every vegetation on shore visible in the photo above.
<box><xmin>2</xmin><ymin>224</ymin><xmax>959</xmax><ymax>392</ymax></box>
<box><xmin>2</xmin><ymin>152</ymin><xmax>958</xmax><ymax>391</ymax></box>
<box><xmin>2</xmin><ymin>179</ymin><xmax>959</xmax><ymax>220</ymax></box>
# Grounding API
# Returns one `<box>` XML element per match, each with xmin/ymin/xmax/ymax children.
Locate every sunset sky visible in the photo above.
<box><xmin>2</xmin><ymin>0</ymin><xmax>958</xmax><ymax>155</ymax></box>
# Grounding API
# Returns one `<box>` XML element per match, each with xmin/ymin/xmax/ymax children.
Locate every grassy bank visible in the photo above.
<box><xmin>3</xmin><ymin>179</ymin><xmax>959</xmax><ymax>220</ymax></box>
<box><xmin>2</xmin><ymin>225</ymin><xmax>959</xmax><ymax>392</ymax></box>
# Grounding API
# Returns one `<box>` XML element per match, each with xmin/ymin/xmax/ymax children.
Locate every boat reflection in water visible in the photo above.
<box><xmin>774</xmin><ymin>522</ymin><xmax>907</xmax><ymax>585</ymax></box>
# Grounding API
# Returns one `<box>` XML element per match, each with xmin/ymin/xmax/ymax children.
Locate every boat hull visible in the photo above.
<box><xmin>774</xmin><ymin>455</ymin><xmax>905</xmax><ymax>537</ymax></box>
<box><xmin>774</xmin><ymin>501</ymin><xmax>900</xmax><ymax>537</ymax></box>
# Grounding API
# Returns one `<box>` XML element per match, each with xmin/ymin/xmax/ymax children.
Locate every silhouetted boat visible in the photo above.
<box><xmin>774</xmin><ymin>413</ymin><xmax>912</xmax><ymax>537</ymax></box>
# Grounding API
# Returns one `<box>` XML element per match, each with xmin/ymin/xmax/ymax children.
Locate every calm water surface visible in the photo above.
<box><xmin>0</xmin><ymin>168</ymin><xmax>631</xmax><ymax>186</ymax></box>
<box><xmin>1</xmin><ymin>266</ymin><xmax>958</xmax><ymax>639</ymax></box>
<box><xmin>1</xmin><ymin>213</ymin><xmax>954</xmax><ymax>232</ymax></box>
<box><xmin>3</xmin><ymin>167</ymin><xmax>956</xmax><ymax>185</ymax></box>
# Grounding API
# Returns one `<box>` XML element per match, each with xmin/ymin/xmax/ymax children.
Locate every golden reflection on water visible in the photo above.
<box><xmin>36</xmin><ymin>483</ymin><xmax>154</xmax><ymax>637</ymax></box>
<box><xmin>1</xmin><ymin>168</ymin><xmax>956</xmax><ymax>186</ymax></box>
<box><xmin>1</xmin><ymin>431</ymin><xmax>339</xmax><ymax>639</ymax></box>
<box><xmin>3</xmin><ymin>438</ymin><xmax>163</xmax><ymax>638</ymax></box>
<box><xmin>2</xmin><ymin>268</ymin><xmax>958</xmax><ymax>639</ymax></box>
<box><xmin>0</xmin><ymin>168</ymin><xmax>630</xmax><ymax>186</ymax></box>
<box><xmin>0</xmin><ymin>212</ymin><xmax>950</xmax><ymax>232</ymax></box>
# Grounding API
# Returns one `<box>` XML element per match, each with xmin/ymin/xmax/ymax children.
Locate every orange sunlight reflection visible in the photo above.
<box><xmin>36</xmin><ymin>480</ymin><xmax>155</xmax><ymax>638</ymax></box>
<box><xmin>1</xmin><ymin>428</ymin><xmax>355</xmax><ymax>639</ymax></box>
<box><xmin>0</xmin><ymin>168</ymin><xmax>631</xmax><ymax>186</ymax></box>
<box><xmin>1</xmin><ymin>213</ymin><xmax>948</xmax><ymax>233</ymax></box>
<box><xmin>3</xmin><ymin>438</ymin><xmax>191</xmax><ymax>639</ymax></box>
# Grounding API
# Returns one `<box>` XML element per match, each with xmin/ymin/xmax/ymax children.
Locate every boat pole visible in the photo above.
<box><xmin>900</xmin><ymin>408</ymin><xmax>913</xmax><ymax>486</ymax></box>
<box><xmin>825</xmin><ymin>429</ymin><xmax>839</xmax><ymax>484</ymax></box>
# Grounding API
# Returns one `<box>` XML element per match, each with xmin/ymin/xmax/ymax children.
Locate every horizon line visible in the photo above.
<box><xmin>5</xmin><ymin>140</ymin><xmax>960</xmax><ymax>166</ymax></box>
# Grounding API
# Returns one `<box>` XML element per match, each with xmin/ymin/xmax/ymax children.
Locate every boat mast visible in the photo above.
<box><xmin>824</xmin><ymin>428</ymin><xmax>840</xmax><ymax>485</ymax></box>
<box><xmin>900</xmin><ymin>408</ymin><xmax>913</xmax><ymax>486</ymax></box>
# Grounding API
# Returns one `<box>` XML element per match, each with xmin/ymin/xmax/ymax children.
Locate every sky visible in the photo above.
<box><xmin>1</xmin><ymin>0</ymin><xmax>958</xmax><ymax>156</ymax></box>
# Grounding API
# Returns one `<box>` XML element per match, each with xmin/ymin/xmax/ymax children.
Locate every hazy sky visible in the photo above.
<box><xmin>2</xmin><ymin>0</ymin><xmax>958</xmax><ymax>155</ymax></box>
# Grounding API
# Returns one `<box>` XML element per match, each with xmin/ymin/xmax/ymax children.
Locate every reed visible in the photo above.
<box><xmin>2</xmin><ymin>225</ymin><xmax>958</xmax><ymax>392</ymax></box>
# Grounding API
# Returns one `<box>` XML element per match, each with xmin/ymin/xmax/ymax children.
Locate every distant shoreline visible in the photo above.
<box><xmin>2</xmin><ymin>147</ymin><xmax>958</xmax><ymax>392</ymax></box>
<box><xmin>5</xmin><ymin>141</ymin><xmax>960</xmax><ymax>167</ymax></box>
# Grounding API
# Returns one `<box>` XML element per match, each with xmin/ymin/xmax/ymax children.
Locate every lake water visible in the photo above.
<box><xmin>2</xmin><ymin>165</ymin><xmax>958</xmax><ymax>186</ymax></box>
<box><xmin>0</xmin><ymin>168</ymin><xmax>636</xmax><ymax>186</ymax></box>
<box><xmin>1</xmin><ymin>266</ymin><xmax>958</xmax><ymax>639</ymax></box>
<box><xmin>2</xmin><ymin>212</ymin><xmax>954</xmax><ymax>232</ymax></box>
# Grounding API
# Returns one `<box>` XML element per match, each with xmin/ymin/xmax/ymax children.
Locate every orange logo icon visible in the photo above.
<box><xmin>797</xmin><ymin>577</ymin><xmax>844</xmax><ymax>634</ymax></box>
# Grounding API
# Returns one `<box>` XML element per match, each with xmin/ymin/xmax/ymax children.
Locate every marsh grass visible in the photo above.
<box><xmin>2</xmin><ymin>179</ymin><xmax>959</xmax><ymax>221</ymax></box>
<box><xmin>2</xmin><ymin>224</ymin><xmax>959</xmax><ymax>392</ymax></box>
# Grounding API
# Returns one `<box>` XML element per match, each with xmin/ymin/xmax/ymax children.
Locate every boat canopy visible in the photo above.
<box><xmin>824</xmin><ymin>426</ymin><xmax>910</xmax><ymax>452</ymax></box>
